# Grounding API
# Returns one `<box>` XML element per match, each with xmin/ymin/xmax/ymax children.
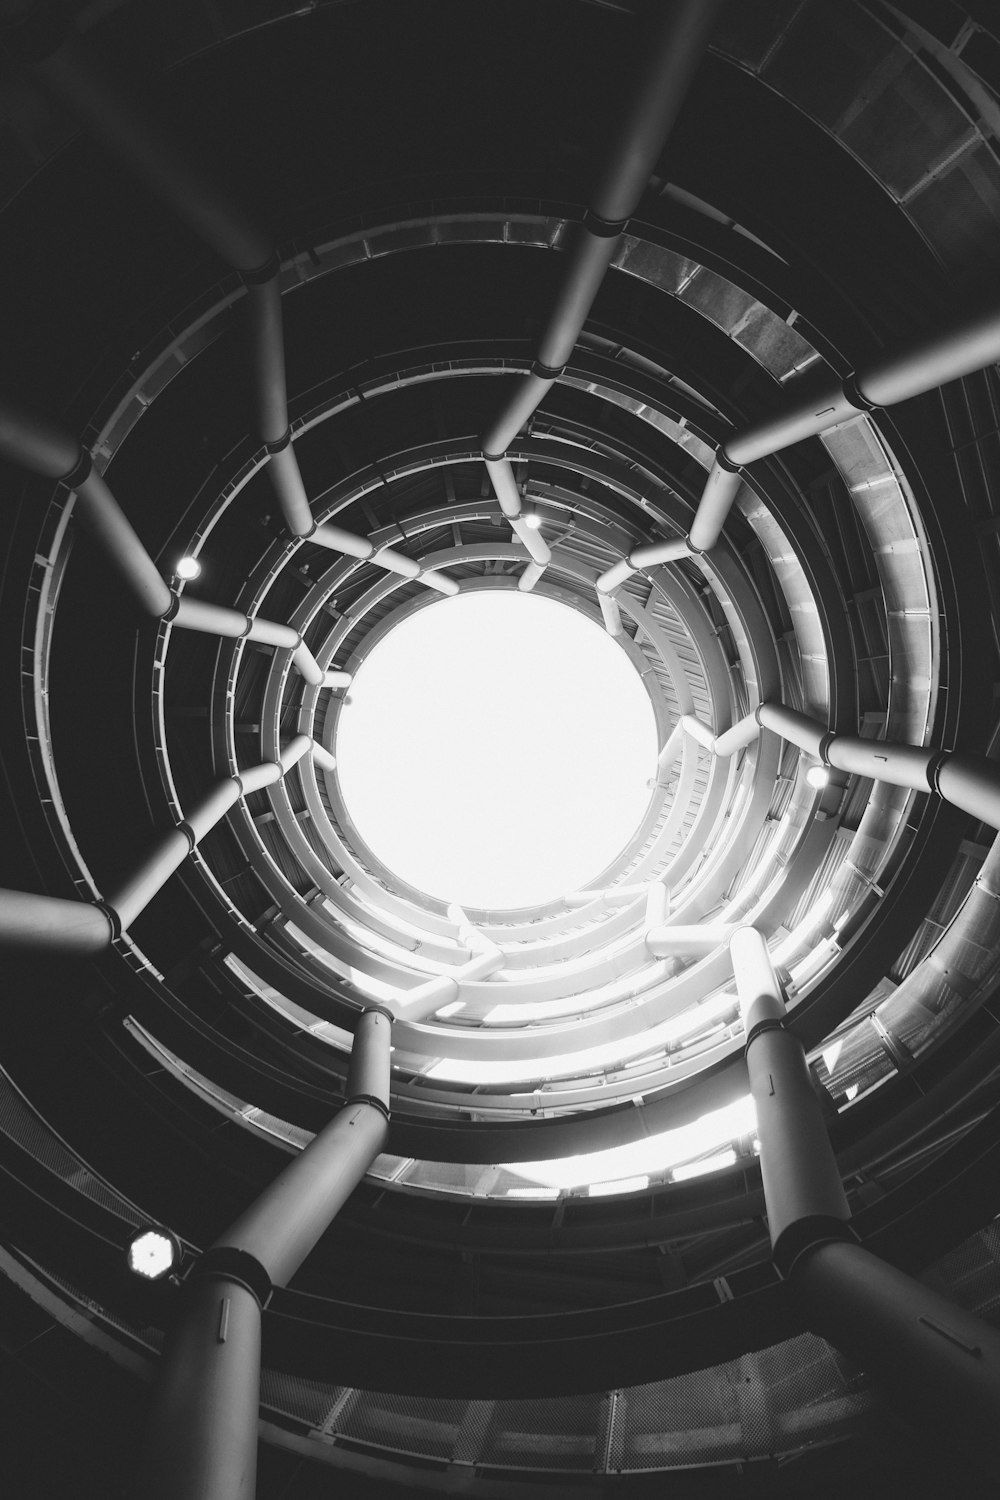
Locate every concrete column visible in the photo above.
<box><xmin>688</xmin><ymin>301</ymin><xmax>1000</xmax><ymax>547</ymax></box>
<box><xmin>794</xmin><ymin>1240</ymin><xmax>1000</xmax><ymax>1471</ymax></box>
<box><xmin>137</xmin><ymin>1279</ymin><xmax>262</xmax><ymax>1500</ymax></box>
<box><xmin>481</xmin><ymin>0</ymin><xmax>721</xmax><ymax>458</ymax></box>
<box><xmin>757</xmin><ymin>701</ymin><xmax>1000</xmax><ymax>830</ymax></box>
<box><xmin>731</xmin><ymin>926</ymin><xmax>1000</xmax><ymax>1470</ymax></box>
<box><xmin>106</xmin><ymin>828</ymin><xmax>193</xmax><ymax>933</ymax></box>
<box><xmin>136</xmin><ymin>1009</ymin><xmax>391</xmax><ymax>1499</ymax></box>
<box><xmin>730</xmin><ymin>926</ymin><xmax>850</xmax><ymax>1274</ymax></box>
<box><xmin>210</xmin><ymin>1009</ymin><xmax>391</xmax><ymax>1285</ymax></box>
<box><xmin>0</xmin><ymin>889</ymin><xmax>113</xmax><ymax>954</ymax></box>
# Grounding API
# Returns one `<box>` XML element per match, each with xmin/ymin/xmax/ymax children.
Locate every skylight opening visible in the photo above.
<box><xmin>589</xmin><ymin>1175</ymin><xmax>649</xmax><ymax>1196</ymax></box>
<box><xmin>671</xmin><ymin>1148</ymin><xmax>738</xmax><ymax>1182</ymax></box>
<box><xmin>335</xmin><ymin>590</ymin><xmax>658</xmax><ymax>910</ymax></box>
<box><xmin>501</xmin><ymin>1094</ymin><xmax>757</xmax><ymax>1191</ymax></box>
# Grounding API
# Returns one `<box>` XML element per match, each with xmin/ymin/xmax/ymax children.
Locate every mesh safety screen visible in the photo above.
<box><xmin>921</xmin><ymin>1221</ymin><xmax>1000</xmax><ymax>1324</ymax></box>
<box><xmin>333</xmin><ymin>1391</ymin><xmax>468</xmax><ymax>1460</ymax></box>
<box><xmin>476</xmin><ymin>1392</ymin><xmax>605</xmax><ymax>1470</ymax></box>
<box><xmin>258</xmin><ymin>1369</ymin><xmax>350</xmax><ymax>1430</ymax></box>
<box><xmin>607</xmin><ymin>1334</ymin><xmax>873</xmax><ymax>1471</ymax></box>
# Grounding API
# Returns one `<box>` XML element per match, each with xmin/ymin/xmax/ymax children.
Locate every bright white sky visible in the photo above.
<box><xmin>502</xmin><ymin>1093</ymin><xmax>757</xmax><ymax>1190</ymax></box>
<box><xmin>335</xmin><ymin>589</ymin><xmax>658</xmax><ymax>909</ymax></box>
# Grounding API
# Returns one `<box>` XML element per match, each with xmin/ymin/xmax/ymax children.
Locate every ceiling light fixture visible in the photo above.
<box><xmin>126</xmin><ymin>1226</ymin><xmax>182</xmax><ymax>1281</ymax></box>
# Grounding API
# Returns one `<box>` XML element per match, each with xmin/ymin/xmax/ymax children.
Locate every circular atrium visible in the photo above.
<box><xmin>3</xmin><ymin>2</ymin><xmax>1000</xmax><ymax>1497</ymax></box>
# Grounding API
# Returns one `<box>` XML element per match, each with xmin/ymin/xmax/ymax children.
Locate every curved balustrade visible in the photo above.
<box><xmin>732</xmin><ymin>925</ymin><xmax>1000</xmax><ymax>1464</ymax></box>
<box><xmin>0</xmin><ymin>741</ymin><xmax>335</xmax><ymax>949</ymax></box>
<box><xmin>480</xmin><ymin>0</ymin><xmax>724</xmax><ymax>590</ymax></box>
<box><xmin>2</xmin><ymin>0</ymin><xmax>1000</xmax><ymax>1491</ymax></box>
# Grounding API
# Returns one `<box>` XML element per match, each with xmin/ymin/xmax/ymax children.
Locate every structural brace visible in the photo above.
<box><xmin>0</xmin><ymin>744</ymin><xmax>336</xmax><ymax>950</ymax></box>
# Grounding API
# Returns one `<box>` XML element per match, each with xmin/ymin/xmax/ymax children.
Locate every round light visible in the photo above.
<box><xmin>336</xmin><ymin>591</ymin><xmax>658</xmax><ymax>909</ymax></box>
<box><xmin>175</xmin><ymin>555</ymin><xmax>201</xmax><ymax>580</ymax></box>
<box><xmin>523</xmin><ymin>513</ymin><xmax>542</xmax><ymax>529</ymax></box>
<box><xmin>127</xmin><ymin>1226</ymin><xmax>181</xmax><ymax>1280</ymax></box>
<box><xmin>805</xmin><ymin>764</ymin><xmax>830</xmax><ymax>790</ymax></box>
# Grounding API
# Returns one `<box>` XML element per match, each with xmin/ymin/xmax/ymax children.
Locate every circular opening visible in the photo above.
<box><xmin>335</xmin><ymin>590</ymin><xmax>658</xmax><ymax>909</ymax></box>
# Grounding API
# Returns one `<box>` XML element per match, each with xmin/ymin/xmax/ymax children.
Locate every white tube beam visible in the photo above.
<box><xmin>244</xmin><ymin>615</ymin><xmax>300</xmax><ymax>649</ymax></box>
<box><xmin>397</xmin><ymin>974</ymin><xmax>460</xmax><ymax>1021</ymax></box>
<box><xmin>484</xmin><ymin>455</ymin><xmax>524</xmax><ymax>519</ymax></box>
<box><xmin>312</xmin><ymin>522</ymin><xmax>375</xmax><ymax>560</ymax></box>
<box><xmin>687</xmin><ymin>460</ymin><xmax>743</xmax><ymax>553</ymax></box>
<box><xmin>511</xmin><ymin>516</ymin><xmax>552</xmax><ymax>565</ymax></box>
<box><xmin>646</xmin><ymin>923</ymin><xmax>735</xmax><ymax>956</ymax></box>
<box><xmin>759</xmin><ymin>700</ymin><xmax>1000</xmax><ymax>830</ymax></box>
<box><xmin>172</xmin><ymin>599</ymin><xmax>321</xmax><ymax>686</ymax></box>
<box><xmin>447</xmin><ymin>903</ymin><xmax>505</xmax><ymax>969</ymax></box>
<box><xmin>598</xmin><ymin>593</ymin><xmax>623</xmax><ymax>636</ymax></box>
<box><xmin>756</xmin><ymin>703</ymin><xmax>828</xmax><ymax>758</ymax></box>
<box><xmin>644</xmin><ymin>881</ymin><xmax>668</xmax><ymax>929</ymax></box>
<box><xmin>596</xmin><ymin>538</ymin><xmax>689</xmax><ymax>596</ymax></box>
<box><xmin>106</xmin><ymin>828</ymin><xmax>192</xmax><ymax>932</ymax></box>
<box><xmin>730</xmin><ymin>924</ymin><xmax>851</xmax><ymax>1260</ymax></box>
<box><xmin>310</xmin><ymin>742</ymin><xmax>337</xmax><ymax>773</ymax></box>
<box><xmin>373</xmin><ymin>546</ymin><xmax>421</xmax><ymax>579</ymax></box>
<box><xmin>171</xmin><ymin>596</ymin><xmax>250</xmax><ymax>639</ymax></box>
<box><xmin>419</xmin><ymin>570</ymin><xmax>460</xmax><ymax>596</ymax></box>
<box><xmin>729</xmin><ymin>924</ymin><xmax>786</xmax><ymax>1037</ymax></box>
<box><xmin>713</xmin><ymin>715</ymin><xmax>763</xmax><ymax>758</ymax></box>
<box><xmin>679</xmin><ymin>714</ymin><xmax>716</xmax><ymax>750</ymax></box>
<box><xmin>461</xmin><ymin>948</ymin><xmax>505</xmax><ymax>982</ymax></box>
<box><xmin>518</xmin><ymin>560</ymin><xmax>547</xmax><ymax>592</ymax></box>
<box><xmin>655</xmin><ymin>724</ymin><xmax>685</xmax><ymax>779</ymax></box>
<box><xmin>629</xmin><ymin>538</ymin><xmax>690</xmax><ymax>570</ymax></box>
<box><xmin>74</xmin><ymin>467</ymin><xmax>176</xmax><ymax>616</ymax></box>
<box><xmin>396</xmin><ymin>935</ymin><xmax>505</xmax><ymax>1021</ymax></box>
<box><xmin>0</xmin><ymin>890</ymin><xmax>113</xmax><ymax>954</ymax></box>
<box><xmin>689</xmin><ymin>302</ymin><xmax>1000</xmax><ymax>553</ymax></box>
<box><xmin>184</xmin><ymin>780</ymin><xmax>243</xmax><ymax>843</ymax></box>
<box><xmin>597</xmin><ymin>557</ymin><xmax>636</xmax><ymax>594</ymax></box>
<box><xmin>563</xmin><ymin>881</ymin><xmax>650</xmax><ymax>909</ymax></box>
<box><xmin>265</xmin><ymin>442</ymin><xmax>314</xmax><ymax>539</ymax></box>
<box><xmin>278</xmin><ymin>734</ymin><xmax>313</xmax><ymax>773</ymax></box>
<box><xmin>292</xmin><ymin>641</ymin><xmax>324</xmax><ymax>685</ymax></box>
<box><xmin>315</xmin><ymin>521</ymin><xmax>459</xmax><ymax>594</ymax></box>
<box><xmin>680</xmin><ymin>713</ymin><xmax>760</xmax><ymax>758</ymax></box>
<box><xmin>478</xmin><ymin>0</ymin><xmax>722</xmax><ymax>457</ymax></box>
<box><xmin>447</xmin><ymin>904</ymin><xmax>482</xmax><ymax>951</ymax></box>
<box><xmin>239</xmin><ymin>762</ymin><xmax>282</xmax><ymax>795</ymax></box>
<box><xmin>211</xmin><ymin>1009</ymin><xmax>391</xmax><ymax>1284</ymax></box>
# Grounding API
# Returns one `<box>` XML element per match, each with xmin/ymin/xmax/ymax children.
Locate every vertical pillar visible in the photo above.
<box><xmin>687</xmin><ymin>459</ymin><xmax>742</xmax><ymax>553</ymax></box>
<box><xmin>0</xmin><ymin>889</ymin><xmax>113</xmax><ymax>954</ymax></box>
<box><xmin>730</xmin><ymin>926</ymin><xmax>1000</xmax><ymax>1468</ymax></box>
<box><xmin>687</xmin><ymin>302</ymin><xmax>1000</xmax><ymax>548</ymax></box>
<box><xmin>136</xmin><ymin>1008</ymin><xmax>391</xmax><ymax>1500</ymax></box>
<box><xmin>756</xmin><ymin>700</ymin><xmax>1000</xmax><ymax>830</ymax></box>
<box><xmin>793</xmin><ymin>1239</ymin><xmax>1000</xmax><ymax>1464</ymax></box>
<box><xmin>480</xmin><ymin>0</ymin><xmax>722</xmax><ymax>459</ymax></box>
<box><xmin>136</xmin><ymin>1279</ymin><xmax>262</xmax><ymax>1500</ymax></box>
<box><xmin>730</xmin><ymin>926</ymin><xmax>851</xmax><ymax>1276</ymax></box>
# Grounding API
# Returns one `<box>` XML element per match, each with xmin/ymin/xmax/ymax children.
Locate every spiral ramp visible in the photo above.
<box><xmin>4</xmin><ymin>2</ymin><xmax>1000</xmax><ymax>1496</ymax></box>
